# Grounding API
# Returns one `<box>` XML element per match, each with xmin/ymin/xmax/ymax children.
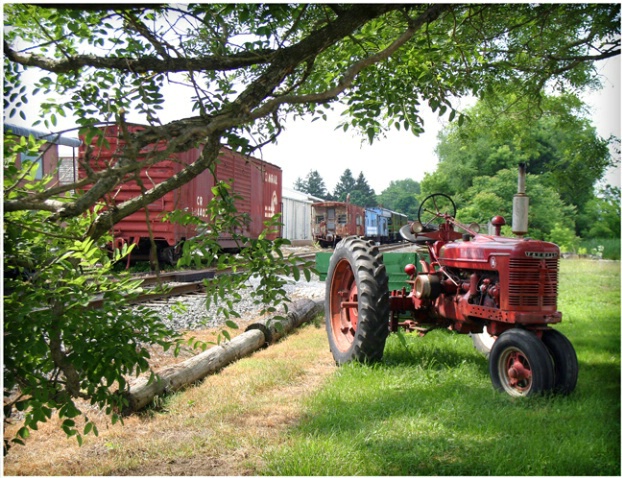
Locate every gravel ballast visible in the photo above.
<box><xmin>143</xmin><ymin>274</ymin><xmax>326</xmax><ymax>331</ymax></box>
<box><xmin>143</xmin><ymin>243</ymin><xmax>419</xmax><ymax>332</ymax></box>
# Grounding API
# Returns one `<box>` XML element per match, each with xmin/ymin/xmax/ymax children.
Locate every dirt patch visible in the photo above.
<box><xmin>122</xmin><ymin>450</ymin><xmax>257</xmax><ymax>476</ymax></box>
<box><xmin>123</xmin><ymin>333</ymin><xmax>335</xmax><ymax>476</ymax></box>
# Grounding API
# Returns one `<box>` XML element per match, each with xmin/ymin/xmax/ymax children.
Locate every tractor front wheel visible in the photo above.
<box><xmin>542</xmin><ymin>329</ymin><xmax>579</xmax><ymax>395</ymax></box>
<box><xmin>489</xmin><ymin>328</ymin><xmax>554</xmax><ymax>397</ymax></box>
<box><xmin>325</xmin><ymin>237</ymin><xmax>390</xmax><ymax>365</ymax></box>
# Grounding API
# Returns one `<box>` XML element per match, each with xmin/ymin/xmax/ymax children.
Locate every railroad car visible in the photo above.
<box><xmin>365</xmin><ymin>207</ymin><xmax>390</xmax><ymax>243</ymax></box>
<box><xmin>365</xmin><ymin>207</ymin><xmax>408</xmax><ymax>243</ymax></box>
<box><xmin>388</xmin><ymin>209</ymin><xmax>408</xmax><ymax>241</ymax></box>
<box><xmin>312</xmin><ymin>200</ymin><xmax>409</xmax><ymax>247</ymax></box>
<box><xmin>4</xmin><ymin>123</ymin><xmax>81</xmax><ymax>186</ymax></box>
<box><xmin>282</xmin><ymin>188</ymin><xmax>324</xmax><ymax>246</ymax></box>
<box><xmin>79</xmin><ymin>124</ymin><xmax>282</xmax><ymax>263</ymax></box>
<box><xmin>311</xmin><ymin>200</ymin><xmax>365</xmax><ymax>248</ymax></box>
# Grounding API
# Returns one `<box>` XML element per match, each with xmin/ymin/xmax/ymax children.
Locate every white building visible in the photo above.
<box><xmin>281</xmin><ymin>188</ymin><xmax>324</xmax><ymax>245</ymax></box>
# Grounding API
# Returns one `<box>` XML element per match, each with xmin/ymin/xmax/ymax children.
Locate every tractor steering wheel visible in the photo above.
<box><xmin>417</xmin><ymin>193</ymin><xmax>457</xmax><ymax>230</ymax></box>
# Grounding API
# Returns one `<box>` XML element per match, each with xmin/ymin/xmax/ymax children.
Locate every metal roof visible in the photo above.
<box><xmin>4</xmin><ymin>123</ymin><xmax>81</xmax><ymax>148</ymax></box>
<box><xmin>282</xmin><ymin>187</ymin><xmax>325</xmax><ymax>203</ymax></box>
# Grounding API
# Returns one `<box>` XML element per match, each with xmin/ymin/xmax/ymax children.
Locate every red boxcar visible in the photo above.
<box><xmin>79</xmin><ymin>124</ymin><xmax>282</xmax><ymax>263</ymax></box>
<box><xmin>311</xmin><ymin>200</ymin><xmax>365</xmax><ymax>248</ymax></box>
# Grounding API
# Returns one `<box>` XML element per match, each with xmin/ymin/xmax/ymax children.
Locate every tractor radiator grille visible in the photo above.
<box><xmin>508</xmin><ymin>258</ymin><xmax>559</xmax><ymax>308</ymax></box>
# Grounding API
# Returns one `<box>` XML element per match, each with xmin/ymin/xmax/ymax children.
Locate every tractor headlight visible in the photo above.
<box><xmin>468</xmin><ymin>223</ymin><xmax>480</xmax><ymax>234</ymax></box>
<box><xmin>411</xmin><ymin>221</ymin><xmax>424</xmax><ymax>233</ymax></box>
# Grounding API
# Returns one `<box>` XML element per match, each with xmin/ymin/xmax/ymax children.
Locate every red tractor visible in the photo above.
<box><xmin>325</xmin><ymin>188</ymin><xmax>578</xmax><ymax>397</ymax></box>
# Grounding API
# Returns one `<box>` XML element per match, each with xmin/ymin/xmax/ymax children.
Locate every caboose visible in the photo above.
<box><xmin>311</xmin><ymin>199</ymin><xmax>365</xmax><ymax>248</ymax></box>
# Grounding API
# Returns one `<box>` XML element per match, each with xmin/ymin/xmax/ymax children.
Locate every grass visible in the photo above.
<box><xmin>262</xmin><ymin>259</ymin><xmax>621</xmax><ymax>476</ymax></box>
<box><xmin>3</xmin><ymin>259</ymin><xmax>619</xmax><ymax>476</ymax></box>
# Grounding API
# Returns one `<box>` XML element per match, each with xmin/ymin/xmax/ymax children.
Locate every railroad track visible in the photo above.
<box><xmin>133</xmin><ymin>242</ymin><xmax>407</xmax><ymax>288</ymax></box>
<box><xmin>135</xmin><ymin>269</ymin><xmax>216</xmax><ymax>287</ymax></box>
<box><xmin>93</xmin><ymin>241</ymin><xmax>412</xmax><ymax>308</ymax></box>
<box><xmin>88</xmin><ymin>281</ymin><xmax>208</xmax><ymax>309</ymax></box>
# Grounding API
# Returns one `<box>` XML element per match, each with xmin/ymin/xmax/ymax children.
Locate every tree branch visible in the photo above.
<box><xmin>248</xmin><ymin>4</ymin><xmax>452</xmax><ymax>120</ymax></box>
<box><xmin>3</xmin><ymin>39</ymin><xmax>275</xmax><ymax>74</ymax></box>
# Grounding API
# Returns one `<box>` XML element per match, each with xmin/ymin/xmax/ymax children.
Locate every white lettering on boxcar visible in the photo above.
<box><xmin>265</xmin><ymin>172</ymin><xmax>278</xmax><ymax>185</ymax></box>
<box><xmin>194</xmin><ymin>195</ymin><xmax>206</xmax><ymax>217</ymax></box>
<box><xmin>265</xmin><ymin>191</ymin><xmax>278</xmax><ymax>218</ymax></box>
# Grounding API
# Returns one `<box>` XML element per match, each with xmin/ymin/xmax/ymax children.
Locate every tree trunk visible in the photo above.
<box><xmin>124</xmin><ymin>298</ymin><xmax>323</xmax><ymax>412</ymax></box>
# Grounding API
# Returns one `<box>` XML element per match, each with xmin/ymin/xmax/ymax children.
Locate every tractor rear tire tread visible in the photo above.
<box><xmin>325</xmin><ymin>236</ymin><xmax>390</xmax><ymax>364</ymax></box>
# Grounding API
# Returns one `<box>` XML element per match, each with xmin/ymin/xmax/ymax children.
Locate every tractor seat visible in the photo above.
<box><xmin>399</xmin><ymin>224</ymin><xmax>436</xmax><ymax>244</ymax></box>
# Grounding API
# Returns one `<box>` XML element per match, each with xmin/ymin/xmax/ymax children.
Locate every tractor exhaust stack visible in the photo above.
<box><xmin>512</xmin><ymin>163</ymin><xmax>529</xmax><ymax>237</ymax></box>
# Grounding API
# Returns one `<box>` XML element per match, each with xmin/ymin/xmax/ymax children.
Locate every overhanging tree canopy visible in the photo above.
<box><xmin>4</xmin><ymin>3</ymin><xmax>620</xmax><ymax>237</ymax></box>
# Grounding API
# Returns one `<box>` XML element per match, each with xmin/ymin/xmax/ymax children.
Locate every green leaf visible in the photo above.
<box><xmin>84</xmin><ymin>421</ymin><xmax>94</xmax><ymax>435</ymax></box>
<box><xmin>291</xmin><ymin>265</ymin><xmax>300</xmax><ymax>281</ymax></box>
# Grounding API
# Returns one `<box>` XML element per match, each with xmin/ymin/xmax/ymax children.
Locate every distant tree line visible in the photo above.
<box><xmin>294</xmin><ymin>169</ymin><xmax>378</xmax><ymax>207</ymax></box>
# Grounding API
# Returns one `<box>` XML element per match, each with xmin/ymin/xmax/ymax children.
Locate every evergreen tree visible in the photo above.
<box><xmin>306</xmin><ymin>170</ymin><xmax>330</xmax><ymax>199</ymax></box>
<box><xmin>293</xmin><ymin>176</ymin><xmax>306</xmax><ymax>192</ymax></box>
<box><xmin>351</xmin><ymin>172</ymin><xmax>377</xmax><ymax>207</ymax></box>
<box><xmin>332</xmin><ymin>170</ymin><xmax>377</xmax><ymax>206</ymax></box>
<box><xmin>333</xmin><ymin>169</ymin><xmax>357</xmax><ymax>201</ymax></box>
<box><xmin>293</xmin><ymin>169</ymin><xmax>329</xmax><ymax>199</ymax></box>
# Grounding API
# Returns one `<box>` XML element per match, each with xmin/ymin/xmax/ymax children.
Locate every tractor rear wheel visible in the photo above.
<box><xmin>542</xmin><ymin>329</ymin><xmax>578</xmax><ymax>395</ymax></box>
<box><xmin>325</xmin><ymin>236</ymin><xmax>390</xmax><ymax>365</ymax></box>
<box><xmin>489</xmin><ymin>328</ymin><xmax>555</xmax><ymax>397</ymax></box>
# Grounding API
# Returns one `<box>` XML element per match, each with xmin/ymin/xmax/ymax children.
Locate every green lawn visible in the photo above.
<box><xmin>262</xmin><ymin>259</ymin><xmax>621</xmax><ymax>475</ymax></box>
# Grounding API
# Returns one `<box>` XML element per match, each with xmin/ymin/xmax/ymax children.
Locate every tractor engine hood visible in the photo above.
<box><xmin>438</xmin><ymin>234</ymin><xmax>560</xmax><ymax>269</ymax></box>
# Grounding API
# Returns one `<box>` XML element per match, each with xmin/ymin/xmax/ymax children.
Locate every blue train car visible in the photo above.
<box><xmin>365</xmin><ymin>207</ymin><xmax>391</xmax><ymax>243</ymax></box>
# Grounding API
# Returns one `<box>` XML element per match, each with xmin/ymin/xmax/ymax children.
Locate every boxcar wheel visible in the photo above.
<box><xmin>325</xmin><ymin>236</ymin><xmax>390</xmax><ymax>365</ymax></box>
<box><xmin>542</xmin><ymin>329</ymin><xmax>578</xmax><ymax>395</ymax></box>
<box><xmin>158</xmin><ymin>246</ymin><xmax>177</xmax><ymax>266</ymax></box>
<box><xmin>489</xmin><ymin>329</ymin><xmax>554</xmax><ymax>397</ymax></box>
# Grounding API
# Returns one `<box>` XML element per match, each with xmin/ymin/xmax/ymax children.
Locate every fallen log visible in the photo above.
<box><xmin>245</xmin><ymin>297</ymin><xmax>323</xmax><ymax>343</ymax></box>
<box><xmin>124</xmin><ymin>298</ymin><xmax>323</xmax><ymax>412</ymax></box>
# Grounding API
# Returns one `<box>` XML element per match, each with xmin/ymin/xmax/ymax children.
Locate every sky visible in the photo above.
<box><xmin>8</xmin><ymin>52</ymin><xmax>620</xmax><ymax>196</ymax></box>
